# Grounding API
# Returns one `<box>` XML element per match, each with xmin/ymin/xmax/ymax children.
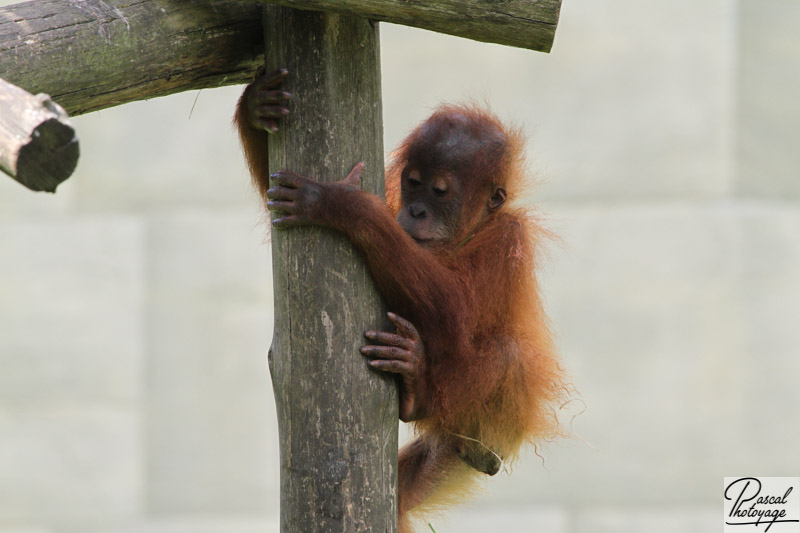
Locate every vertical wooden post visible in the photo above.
<box><xmin>263</xmin><ymin>7</ymin><xmax>398</xmax><ymax>532</ymax></box>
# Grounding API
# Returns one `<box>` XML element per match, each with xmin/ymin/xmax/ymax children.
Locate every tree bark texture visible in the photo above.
<box><xmin>0</xmin><ymin>0</ymin><xmax>264</xmax><ymax>116</ymax></box>
<box><xmin>264</xmin><ymin>6</ymin><xmax>398</xmax><ymax>533</ymax></box>
<box><xmin>0</xmin><ymin>77</ymin><xmax>78</xmax><ymax>192</ymax></box>
<box><xmin>252</xmin><ymin>0</ymin><xmax>562</xmax><ymax>52</ymax></box>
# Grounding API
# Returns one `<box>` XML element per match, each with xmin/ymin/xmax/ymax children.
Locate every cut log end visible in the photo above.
<box><xmin>1</xmin><ymin>78</ymin><xmax>81</xmax><ymax>192</ymax></box>
<box><xmin>16</xmin><ymin>118</ymin><xmax>80</xmax><ymax>193</ymax></box>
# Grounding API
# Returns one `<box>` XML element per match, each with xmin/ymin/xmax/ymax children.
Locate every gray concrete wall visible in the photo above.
<box><xmin>1</xmin><ymin>0</ymin><xmax>798</xmax><ymax>532</ymax></box>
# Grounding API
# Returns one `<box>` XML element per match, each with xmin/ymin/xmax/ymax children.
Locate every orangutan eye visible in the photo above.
<box><xmin>406</xmin><ymin>169</ymin><xmax>422</xmax><ymax>188</ymax></box>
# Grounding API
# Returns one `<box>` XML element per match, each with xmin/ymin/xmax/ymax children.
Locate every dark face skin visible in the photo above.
<box><xmin>396</xmin><ymin>163</ymin><xmax>507</xmax><ymax>248</ymax></box>
<box><xmin>396</xmin><ymin>164</ymin><xmax>463</xmax><ymax>247</ymax></box>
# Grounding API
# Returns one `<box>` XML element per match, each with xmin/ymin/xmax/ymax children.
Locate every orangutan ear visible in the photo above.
<box><xmin>488</xmin><ymin>187</ymin><xmax>507</xmax><ymax>211</ymax></box>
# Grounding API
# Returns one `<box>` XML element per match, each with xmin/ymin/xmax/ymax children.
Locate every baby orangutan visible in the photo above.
<box><xmin>236</xmin><ymin>68</ymin><xmax>566</xmax><ymax>532</ymax></box>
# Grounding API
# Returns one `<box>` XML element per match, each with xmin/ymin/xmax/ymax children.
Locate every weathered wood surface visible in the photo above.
<box><xmin>252</xmin><ymin>0</ymin><xmax>562</xmax><ymax>52</ymax></box>
<box><xmin>0</xmin><ymin>77</ymin><xmax>78</xmax><ymax>192</ymax></box>
<box><xmin>264</xmin><ymin>6</ymin><xmax>398</xmax><ymax>532</ymax></box>
<box><xmin>0</xmin><ymin>0</ymin><xmax>264</xmax><ymax>116</ymax></box>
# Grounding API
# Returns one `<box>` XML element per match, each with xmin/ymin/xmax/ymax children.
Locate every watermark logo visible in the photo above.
<box><xmin>724</xmin><ymin>477</ymin><xmax>800</xmax><ymax>532</ymax></box>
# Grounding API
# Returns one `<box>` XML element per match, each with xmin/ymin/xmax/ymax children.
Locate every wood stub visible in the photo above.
<box><xmin>0</xmin><ymin>78</ymin><xmax>79</xmax><ymax>192</ymax></box>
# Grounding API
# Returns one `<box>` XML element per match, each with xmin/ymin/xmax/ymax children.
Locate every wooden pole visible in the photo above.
<box><xmin>0</xmin><ymin>78</ymin><xmax>78</xmax><ymax>192</ymax></box>
<box><xmin>253</xmin><ymin>0</ymin><xmax>562</xmax><ymax>52</ymax></box>
<box><xmin>0</xmin><ymin>0</ymin><xmax>562</xmax><ymax>120</ymax></box>
<box><xmin>263</xmin><ymin>6</ymin><xmax>398</xmax><ymax>532</ymax></box>
<box><xmin>0</xmin><ymin>0</ymin><xmax>264</xmax><ymax>116</ymax></box>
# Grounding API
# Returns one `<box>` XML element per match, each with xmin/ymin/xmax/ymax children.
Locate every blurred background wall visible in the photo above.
<box><xmin>1</xmin><ymin>0</ymin><xmax>798</xmax><ymax>532</ymax></box>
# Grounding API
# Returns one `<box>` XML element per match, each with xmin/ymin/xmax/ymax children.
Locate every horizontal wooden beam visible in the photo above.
<box><xmin>0</xmin><ymin>0</ymin><xmax>265</xmax><ymax>117</ymax></box>
<box><xmin>0</xmin><ymin>77</ymin><xmax>78</xmax><ymax>192</ymax></box>
<box><xmin>253</xmin><ymin>0</ymin><xmax>562</xmax><ymax>52</ymax></box>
